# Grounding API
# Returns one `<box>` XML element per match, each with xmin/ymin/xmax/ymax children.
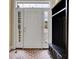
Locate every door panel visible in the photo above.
<box><xmin>24</xmin><ymin>9</ymin><xmax>44</xmax><ymax>48</ymax></box>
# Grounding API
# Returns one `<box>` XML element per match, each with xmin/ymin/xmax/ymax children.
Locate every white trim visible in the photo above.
<box><xmin>16</xmin><ymin>1</ymin><xmax>50</xmax><ymax>3</ymax></box>
<box><xmin>50</xmin><ymin>44</ymin><xmax>62</xmax><ymax>57</ymax></box>
<box><xmin>16</xmin><ymin>1</ymin><xmax>50</xmax><ymax>8</ymax></box>
<box><xmin>17</xmin><ymin>3</ymin><xmax>50</xmax><ymax>8</ymax></box>
<box><xmin>52</xmin><ymin>7</ymin><xmax>66</xmax><ymax>17</ymax></box>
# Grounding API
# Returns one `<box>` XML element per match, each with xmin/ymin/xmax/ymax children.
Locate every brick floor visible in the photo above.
<box><xmin>9</xmin><ymin>49</ymin><xmax>53</xmax><ymax>59</ymax></box>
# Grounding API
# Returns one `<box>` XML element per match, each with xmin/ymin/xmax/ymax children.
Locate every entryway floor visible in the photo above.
<box><xmin>9</xmin><ymin>49</ymin><xmax>53</xmax><ymax>59</ymax></box>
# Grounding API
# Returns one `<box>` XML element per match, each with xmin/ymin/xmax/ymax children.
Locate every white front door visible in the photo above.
<box><xmin>23</xmin><ymin>8</ymin><xmax>48</xmax><ymax>48</ymax></box>
<box><xmin>14</xmin><ymin>1</ymin><xmax>50</xmax><ymax>48</ymax></box>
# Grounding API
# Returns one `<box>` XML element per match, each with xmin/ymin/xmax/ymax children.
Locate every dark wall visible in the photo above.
<box><xmin>52</xmin><ymin>10</ymin><xmax>66</xmax><ymax>49</ymax></box>
<box><xmin>52</xmin><ymin>0</ymin><xmax>65</xmax><ymax>14</ymax></box>
<box><xmin>52</xmin><ymin>0</ymin><xmax>69</xmax><ymax>59</ymax></box>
